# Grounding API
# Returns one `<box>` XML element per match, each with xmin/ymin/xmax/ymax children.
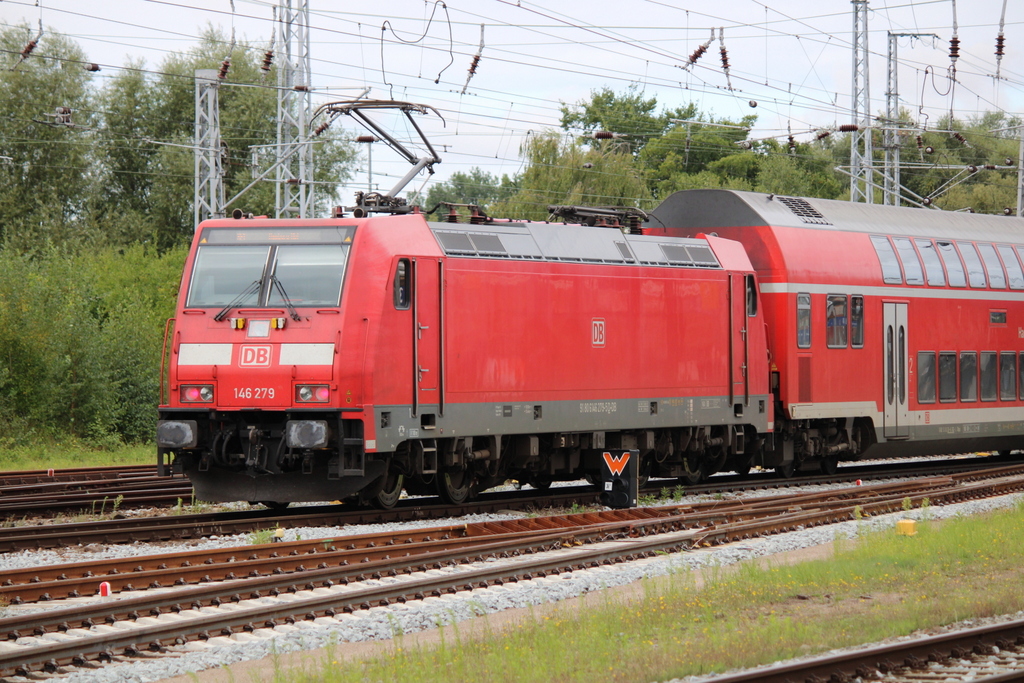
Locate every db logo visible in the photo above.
<box><xmin>239</xmin><ymin>345</ymin><xmax>272</xmax><ymax>367</ymax></box>
<box><xmin>592</xmin><ymin>318</ymin><xmax>606</xmax><ymax>347</ymax></box>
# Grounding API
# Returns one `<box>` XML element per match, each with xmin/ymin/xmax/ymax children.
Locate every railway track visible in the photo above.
<box><xmin>0</xmin><ymin>455</ymin><xmax>1020</xmax><ymax>552</ymax></box>
<box><xmin>2</xmin><ymin>466</ymin><xmax>1024</xmax><ymax>679</ymax></box>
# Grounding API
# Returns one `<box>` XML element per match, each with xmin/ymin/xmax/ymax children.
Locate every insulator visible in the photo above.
<box><xmin>950</xmin><ymin>131</ymin><xmax>970</xmax><ymax>147</ymax></box>
<box><xmin>923</xmin><ymin>197</ymin><xmax>933</xmax><ymax>205</ymax></box>
<box><xmin>582</xmin><ymin>162</ymin><xmax>594</xmax><ymax>168</ymax></box>
<box><xmin>967</xmin><ymin>165</ymin><xmax>978</xmax><ymax>173</ymax></box>
<box><xmin>949</xmin><ymin>37</ymin><xmax>960</xmax><ymax>61</ymax></box>
<box><xmin>839</xmin><ymin>124</ymin><xmax>859</xmax><ymax>133</ymax></box>
<box><xmin>313</xmin><ymin>122</ymin><xmax>330</xmax><ymax>136</ymax></box>
<box><xmin>735</xmin><ymin>141</ymin><xmax>752</xmax><ymax>149</ymax></box>
<box><xmin>218</xmin><ymin>58</ymin><xmax>230</xmax><ymax>79</ymax></box>
<box><xmin>925</xmin><ymin>146</ymin><xmax>935</xmax><ymax>154</ymax></box>
<box><xmin>20</xmin><ymin>39</ymin><xmax>37</xmax><ymax>59</ymax></box>
<box><xmin>719</xmin><ymin>45</ymin><xmax>730</xmax><ymax>71</ymax></box>
<box><xmin>688</xmin><ymin>44</ymin><xmax>708</xmax><ymax>65</ymax></box>
<box><xmin>261</xmin><ymin>50</ymin><xmax>274</xmax><ymax>73</ymax></box>
<box><xmin>984</xmin><ymin>164</ymin><xmax>995</xmax><ymax>170</ymax></box>
<box><xmin>592</xmin><ymin>131</ymin><xmax>615</xmax><ymax>139</ymax></box>
<box><xmin>916</xmin><ymin>135</ymin><xmax>923</xmax><ymax>149</ymax></box>
<box><xmin>467</xmin><ymin>54</ymin><xmax>480</xmax><ymax>76</ymax></box>
<box><xmin>787</xmin><ymin>135</ymin><xmax>796</xmax><ymax>152</ymax></box>
<box><xmin>748</xmin><ymin>100</ymin><xmax>757</xmax><ymax>108</ymax></box>
<box><xmin>85</xmin><ymin>63</ymin><xmax>100</xmax><ymax>72</ymax></box>
<box><xmin>1006</xmin><ymin>157</ymin><xmax>1015</xmax><ymax>166</ymax></box>
<box><xmin>996</xmin><ymin>35</ymin><xmax>1005</xmax><ymax>57</ymax></box>
<box><xmin>815</xmin><ymin>131</ymin><xmax>831</xmax><ymax>140</ymax></box>
<box><xmin>1004</xmin><ymin>207</ymin><xmax>1013</xmax><ymax>215</ymax></box>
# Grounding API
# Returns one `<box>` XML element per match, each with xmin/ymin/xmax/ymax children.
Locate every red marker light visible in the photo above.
<box><xmin>315</xmin><ymin>386</ymin><xmax>330</xmax><ymax>401</ymax></box>
<box><xmin>184</xmin><ymin>387</ymin><xmax>201</xmax><ymax>401</ymax></box>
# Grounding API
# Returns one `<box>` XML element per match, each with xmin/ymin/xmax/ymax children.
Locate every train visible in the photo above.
<box><xmin>156</xmin><ymin>189</ymin><xmax>1024</xmax><ymax>508</ymax></box>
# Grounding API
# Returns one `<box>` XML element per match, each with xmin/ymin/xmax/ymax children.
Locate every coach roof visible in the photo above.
<box><xmin>646</xmin><ymin>189</ymin><xmax>1024</xmax><ymax>244</ymax></box>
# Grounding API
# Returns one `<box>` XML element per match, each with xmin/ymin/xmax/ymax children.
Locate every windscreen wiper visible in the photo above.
<box><xmin>270</xmin><ymin>276</ymin><xmax>303</xmax><ymax>321</ymax></box>
<box><xmin>213</xmin><ymin>279</ymin><xmax>262</xmax><ymax>322</ymax></box>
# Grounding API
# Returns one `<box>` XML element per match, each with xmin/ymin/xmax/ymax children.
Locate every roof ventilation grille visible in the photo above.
<box><xmin>776</xmin><ymin>196</ymin><xmax>832</xmax><ymax>225</ymax></box>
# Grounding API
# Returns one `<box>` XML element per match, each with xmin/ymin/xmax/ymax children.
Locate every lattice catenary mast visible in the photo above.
<box><xmin>194</xmin><ymin>69</ymin><xmax>225</xmax><ymax>225</ymax></box>
<box><xmin>850</xmin><ymin>0</ymin><xmax>872</xmax><ymax>203</ymax></box>
<box><xmin>275</xmin><ymin>0</ymin><xmax>313</xmax><ymax>218</ymax></box>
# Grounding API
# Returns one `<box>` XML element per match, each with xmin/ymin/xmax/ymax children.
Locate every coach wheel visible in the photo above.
<box><xmin>253</xmin><ymin>501</ymin><xmax>290</xmax><ymax>511</ymax></box>
<box><xmin>437</xmin><ymin>468</ymin><xmax>473</xmax><ymax>505</ymax></box>
<box><xmin>775</xmin><ymin>462</ymin><xmax>796</xmax><ymax>478</ymax></box>
<box><xmin>370</xmin><ymin>471</ymin><xmax>405</xmax><ymax>510</ymax></box>
<box><xmin>680</xmin><ymin>452</ymin><xmax>705</xmax><ymax>485</ymax></box>
<box><xmin>819</xmin><ymin>454</ymin><xmax>839</xmax><ymax>476</ymax></box>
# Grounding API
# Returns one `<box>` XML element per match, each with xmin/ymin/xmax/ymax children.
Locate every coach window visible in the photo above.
<box><xmin>870</xmin><ymin>236</ymin><xmax>903</xmax><ymax>284</ymax></box>
<box><xmin>956</xmin><ymin>243</ymin><xmax>987</xmax><ymax>288</ymax></box>
<box><xmin>939</xmin><ymin>352</ymin><xmax>957</xmax><ymax>403</ymax></box>
<box><xmin>891</xmin><ymin>237</ymin><xmax>924</xmax><ymax>285</ymax></box>
<box><xmin>914</xmin><ymin>239</ymin><xmax>946</xmax><ymax>286</ymax></box>
<box><xmin>1000</xmin><ymin>352</ymin><xmax>1017</xmax><ymax>401</ymax></box>
<box><xmin>917</xmin><ymin>352</ymin><xmax>936</xmax><ymax>403</ymax></box>
<box><xmin>850</xmin><ymin>295</ymin><xmax>864</xmax><ymax>348</ymax></box>
<box><xmin>797</xmin><ymin>293</ymin><xmax>811</xmax><ymax>348</ymax></box>
<box><xmin>826</xmin><ymin>295</ymin><xmax>848</xmax><ymax>348</ymax></box>
<box><xmin>960</xmin><ymin>352</ymin><xmax>978</xmax><ymax>402</ymax></box>
<box><xmin>997</xmin><ymin>245</ymin><xmax>1024</xmax><ymax>289</ymax></box>
<box><xmin>745</xmin><ymin>274</ymin><xmax>757</xmax><ymax>317</ymax></box>
<box><xmin>937</xmin><ymin>241</ymin><xmax>967</xmax><ymax>287</ymax></box>
<box><xmin>977</xmin><ymin>244</ymin><xmax>1007</xmax><ymax>289</ymax></box>
<box><xmin>980</xmin><ymin>352</ymin><xmax>998</xmax><ymax>401</ymax></box>
<box><xmin>393</xmin><ymin>259</ymin><xmax>410</xmax><ymax>310</ymax></box>
<box><xmin>1019</xmin><ymin>352</ymin><xmax>1024</xmax><ymax>400</ymax></box>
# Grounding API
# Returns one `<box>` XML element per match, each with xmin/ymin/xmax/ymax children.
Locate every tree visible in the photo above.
<box><xmin>411</xmin><ymin>167</ymin><xmax>517</xmax><ymax>215</ymax></box>
<box><xmin>0</xmin><ymin>26</ymin><xmax>97</xmax><ymax>250</ymax></box>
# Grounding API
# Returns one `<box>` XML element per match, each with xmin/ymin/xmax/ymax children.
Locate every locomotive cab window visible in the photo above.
<box><xmin>796</xmin><ymin>293</ymin><xmax>811</xmax><ymax>348</ymax></box>
<box><xmin>850</xmin><ymin>295</ymin><xmax>864</xmax><ymax>348</ymax></box>
<box><xmin>917</xmin><ymin>351</ymin><xmax>936</xmax><ymax>404</ymax></box>
<box><xmin>939</xmin><ymin>352</ymin><xmax>957</xmax><ymax>403</ymax></box>
<box><xmin>960</xmin><ymin>352</ymin><xmax>978</xmax><ymax>402</ymax></box>
<box><xmin>393</xmin><ymin>259</ymin><xmax>410</xmax><ymax>310</ymax></box>
<box><xmin>826</xmin><ymin>295</ymin><xmax>848</xmax><ymax>348</ymax></box>
<box><xmin>745</xmin><ymin>275</ymin><xmax>757</xmax><ymax>317</ymax></box>
<box><xmin>870</xmin><ymin>236</ymin><xmax>903</xmax><ymax>284</ymax></box>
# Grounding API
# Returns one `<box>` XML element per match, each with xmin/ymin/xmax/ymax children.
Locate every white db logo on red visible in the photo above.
<box><xmin>239</xmin><ymin>346</ymin><xmax>272</xmax><ymax>367</ymax></box>
<box><xmin>592</xmin><ymin>318</ymin><xmax>606</xmax><ymax>347</ymax></box>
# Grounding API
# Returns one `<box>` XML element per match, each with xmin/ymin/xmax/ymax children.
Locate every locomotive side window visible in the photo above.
<box><xmin>939</xmin><ymin>352</ymin><xmax>957</xmax><ymax>402</ymax></box>
<box><xmin>976</xmin><ymin>244</ymin><xmax>1007</xmax><ymax>289</ymax></box>
<box><xmin>891</xmin><ymin>237</ymin><xmax>924</xmax><ymax>285</ymax></box>
<box><xmin>917</xmin><ymin>352</ymin><xmax>936</xmax><ymax>404</ymax></box>
<box><xmin>870</xmin><ymin>236</ymin><xmax>903</xmax><ymax>284</ymax></box>
<box><xmin>960</xmin><ymin>352</ymin><xmax>978</xmax><ymax>402</ymax></box>
<box><xmin>1000</xmin><ymin>352</ymin><xmax>1017</xmax><ymax>401</ymax></box>
<box><xmin>393</xmin><ymin>259</ymin><xmax>410</xmax><ymax>310</ymax></box>
<box><xmin>980</xmin><ymin>352</ymin><xmax>998</xmax><ymax>401</ymax></box>
<box><xmin>826</xmin><ymin>295</ymin><xmax>848</xmax><ymax>348</ymax></box>
<box><xmin>796</xmin><ymin>293</ymin><xmax>811</xmax><ymax>348</ymax></box>
<box><xmin>956</xmin><ymin>242</ymin><xmax>987</xmax><ymax>288</ymax></box>
<box><xmin>914</xmin><ymin>239</ymin><xmax>946</xmax><ymax>286</ymax></box>
<box><xmin>937</xmin><ymin>241</ymin><xmax>967</xmax><ymax>287</ymax></box>
<box><xmin>997</xmin><ymin>245</ymin><xmax>1024</xmax><ymax>289</ymax></box>
<box><xmin>850</xmin><ymin>295</ymin><xmax>864</xmax><ymax>347</ymax></box>
<box><xmin>745</xmin><ymin>274</ymin><xmax>757</xmax><ymax>317</ymax></box>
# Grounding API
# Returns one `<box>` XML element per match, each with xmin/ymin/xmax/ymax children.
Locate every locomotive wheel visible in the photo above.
<box><xmin>371</xmin><ymin>472</ymin><xmax>404</xmax><ymax>510</ymax></box>
<box><xmin>528</xmin><ymin>475</ymin><xmax>553</xmax><ymax>490</ymax></box>
<box><xmin>437</xmin><ymin>468</ymin><xmax>473</xmax><ymax>505</ymax></box>
<box><xmin>253</xmin><ymin>501</ymin><xmax>290</xmax><ymax>511</ymax></box>
<box><xmin>775</xmin><ymin>461</ymin><xmax>796</xmax><ymax>478</ymax></box>
<box><xmin>819</xmin><ymin>454</ymin><xmax>839</xmax><ymax>476</ymax></box>
<box><xmin>403</xmin><ymin>473</ymin><xmax>436</xmax><ymax>496</ymax></box>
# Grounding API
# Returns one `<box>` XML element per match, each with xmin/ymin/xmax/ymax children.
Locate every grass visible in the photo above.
<box><xmin>0</xmin><ymin>442</ymin><xmax>152</xmax><ymax>471</ymax></box>
<box><xmin>273</xmin><ymin>499</ymin><xmax>1024</xmax><ymax>683</ymax></box>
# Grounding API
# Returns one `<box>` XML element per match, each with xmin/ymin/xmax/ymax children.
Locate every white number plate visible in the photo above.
<box><xmin>233</xmin><ymin>387</ymin><xmax>276</xmax><ymax>400</ymax></box>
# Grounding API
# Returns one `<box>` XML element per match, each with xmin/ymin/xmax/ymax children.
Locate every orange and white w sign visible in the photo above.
<box><xmin>602</xmin><ymin>451</ymin><xmax>630</xmax><ymax>476</ymax></box>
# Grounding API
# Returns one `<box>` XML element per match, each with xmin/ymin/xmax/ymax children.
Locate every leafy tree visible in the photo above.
<box><xmin>411</xmin><ymin>167</ymin><xmax>517</xmax><ymax>217</ymax></box>
<box><xmin>0</xmin><ymin>26</ymin><xmax>96</xmax><ymax>250</ymax></box>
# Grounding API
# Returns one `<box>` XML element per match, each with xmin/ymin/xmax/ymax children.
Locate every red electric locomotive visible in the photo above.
<box><xmin>648</xmin><ymin>189</ymin><xmax>1024</xmax><ymax>475</ymax></box>
<box><xmin>157</xmin><ymin>208</ymin><xmax>771</xmax><ymax>507</ymax></box>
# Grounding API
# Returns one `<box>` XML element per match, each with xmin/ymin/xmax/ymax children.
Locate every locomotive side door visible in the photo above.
<box><xmin>412</xmin><ymin>258</ymin><xmax>443</xmax><ymax>417</ymax></box>
<box><xmin>882</xmin><ymin>302</ymin><xmax>909</xmax><ymax>438</ymax></box>
<box><xmin>728</xmin><ymin>273</ymin><xmax>749</xmax><ymax>408</ymax></box>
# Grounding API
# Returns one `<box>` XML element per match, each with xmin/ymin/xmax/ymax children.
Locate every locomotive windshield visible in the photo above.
<box><xmin>186</xmin><ymin>226</ymin><xmax>353</xmax><ymax>308</ymax></box>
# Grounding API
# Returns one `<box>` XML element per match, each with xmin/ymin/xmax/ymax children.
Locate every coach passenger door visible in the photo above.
<box><xmin>412</xmin><ymin>258</ymin><xmax>443</xmax><ymax>418</ymax></box>
<box><xmin>883</xmin><ymin>302</ymin><xmax>909</xmax><ymax>438</ymax></box>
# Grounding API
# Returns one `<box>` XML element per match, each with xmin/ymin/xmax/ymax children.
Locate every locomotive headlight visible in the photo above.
<box><xmin>180</xmin><ymin>384</ymin><xmax>214</xmax><ymax>403</ymax></box>
<box><xmin>295</xmin><ymin>384</ymin><xmax>330</xmax><ymax>403</ymax></box>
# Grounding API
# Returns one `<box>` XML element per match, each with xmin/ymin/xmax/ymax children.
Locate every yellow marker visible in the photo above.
<box><xmin>896</xmin><ymin>519</ymin><xmax>917</xmax><ymax>536</ymax></box>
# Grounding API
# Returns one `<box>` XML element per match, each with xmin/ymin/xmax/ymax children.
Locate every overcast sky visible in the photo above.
<box><xmin>1</xmin><ymin>0</ymin><xmax>1021</xmax><ymax>202</ymax></box>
